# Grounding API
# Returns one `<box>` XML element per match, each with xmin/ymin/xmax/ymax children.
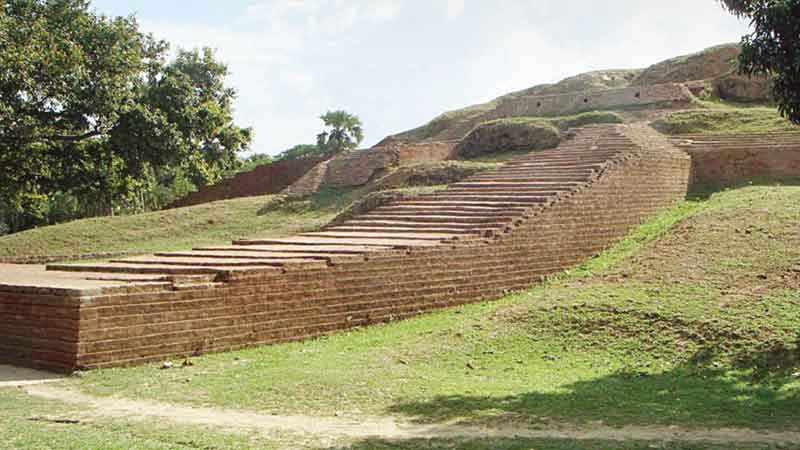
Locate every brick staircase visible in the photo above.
<box><xmin>279</xmin><ymin>158</ymin><xmax>333</xmax><ymax>198</ymax></box>
<box><xmin>2</xmin><ymin>124</ymin><xmax>691</xmax><ymax>371</ymax></box>
<box><xmin>48</xmin><ymin>126</ymin><xmax>637</xmax><ymax>276</ymax></box>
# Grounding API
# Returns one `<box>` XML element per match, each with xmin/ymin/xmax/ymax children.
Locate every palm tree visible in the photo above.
<box><xmin>316</xmin><ymin>110</ymin><xmax>364</xmax><ymax>155</ymax></box>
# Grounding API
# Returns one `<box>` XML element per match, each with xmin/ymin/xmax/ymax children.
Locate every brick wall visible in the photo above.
<box><xmin>0</xmin><ymin>291</ymin><xmax>81</xmax><ymax>372</ymax></box>
<box><xmin>671</xmin><ymin>133</ymin><xmax>800</xmax><ymax>187</ymax></box>
<box><xmin>8</xmin><ymin>132</ymin><xmax>687</xmax><ymax>371</ymax></box>
<box><xmin>166</xmin><ymin>157</ymin><xmax>325</xmax><ymax>209</ymax></box>
<box><xmin>492</xmin><ymin>83</ymin><xmax>693</xmax><ymax>119</ymax></box>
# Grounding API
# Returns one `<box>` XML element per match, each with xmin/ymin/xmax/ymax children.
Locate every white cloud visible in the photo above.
<box><xmin>128</xmin><ymin>0</ymin><xmax>749</xmax><ymax>154</ymax></box>
<box><xmin>366</xmin><ymin>0</ymin><xmax>402</xmax><ymax>21</ymax></box>
<box><xmin>281</xmin><ymin>70</ymin><xmax>315</xmax><ymax>95</ymax></box>
<box><xmin>445</xmin><ymin>0</ymin><xmax>465</xmax><ymax>18</ymax></box>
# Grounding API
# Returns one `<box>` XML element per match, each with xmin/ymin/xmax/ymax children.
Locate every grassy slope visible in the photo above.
<box><xmin>654</xmin><ymin>107</ymin><xmax>797</xmax><ymax>135</ymax></box>
<box><xmin>68</xmin><ymin>185</ymin><xmax>800</xmax><ymax>438</ymax></box>
<box><xmin>0</xmin><ymin>188</ymin><xmax>362</xmax><ymax>258</ymax></box>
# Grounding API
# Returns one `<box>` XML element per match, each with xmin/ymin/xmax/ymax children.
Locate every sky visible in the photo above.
<box><xmin>90</xmin><ymin>0</ymin><xmax>751</xmax><ymax>155</ymax></box>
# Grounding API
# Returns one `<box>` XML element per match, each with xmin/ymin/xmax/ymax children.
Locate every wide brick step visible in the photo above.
<box><xmin>337</xmin><ymin>219</ymin><xmax>510</xmax><ymax>229</ymax></box>
<box><xmin>322</xmin><ymin>225</ymin><xmax>497</xmax><ymax>235</ymax></box>
<box><xmin>109</xmin><ymin>256</ymin><xmax>324</xmax><ymax>268</ymax></box>
<box><xmin>490</xmin><ymin>166</ymin><xmax>597</xmax><ymax>173</ymax></box>
<box><xmin>372</xmin><ymin>206</ymin><xmax>527</xmax><ymax>216</ymax></box>
<box><xmin>449</xmin><ymin>181</ymin><xmax>581</xmax><ymax>189</ymax></box>
<box><xmin>233</xmin><ymin>236</ymin><xmax>441</xmax><ymax>247</ymax></box>
<box><xmin>498</xmin><ymin>157</ymin><xmax>616</xmax><ymax>165</ymax></box>
<box><xmin>301</xmin><ymin>231</ymin><xmax>468</xmax><ymax>241</ymax></box>
<box><xmin>512</xmin><ymin>150</ymin><xmax>624</xmax><ymax>160</ymax></box>
<box><xmin>442</xmin><ymin>188</ymin><xmax>562</xmax><ymax>195</ymax></box>
<box><xmin>358</xmin><ymin>214</ymin><xmax>516</xmax><ymax>224</ymax></box>
<box><xmin>466</xmin><ymin>175</ymin><xmax>592</xmax><ymax>182</ymax></box>
<box><xmin>195</xmin><ymin>244</ymin><xmax>389</xmax><ymax>254</ymax></box>
<box><xmin>46</xmin><ymin>262</ymin><xmax>281</xmax><ymax>276</ymax></box>
<box><xmin>154</xmin><ymin>250</ymin><xmax>337</xmax><ymax>261</ymax></box>
<box><xmin>416</xmin><ymin>192</ymin><xmax>552</xmax><ymax>201</ymax></box>
<box><xmin>399</xmin><ymin>200</ymin><xmax>543</xmax><ymax>208</ymax></box>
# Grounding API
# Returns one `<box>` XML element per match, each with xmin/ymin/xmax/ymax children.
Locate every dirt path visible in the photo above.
<box><xmin>21</xmin><ymin>384</ymin><xmax>800</xmax><ymax>446</ymax></box>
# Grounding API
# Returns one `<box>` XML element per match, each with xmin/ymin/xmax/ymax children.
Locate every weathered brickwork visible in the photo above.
<box><xmin>491</xmin><ymin>83</ymin><xmax>693</xmax><ymax>119</ymax></box>
<box><xmin>323</xmin><ymin>141</ymin><xmax>457</xmax><ymax>187</ymax></box>
<box><xmin>0</xmin><ymin>125</ymin><xmax>690</xmax><ymax>372</ymax></box>
<box><xmin>166</xmin><ymin>157</ymin><xmax>326</xmax><ymax>209</ymax></box>
<box><xmin>671</xmin><ymin>132</ymin><xmax>800</xmax><ymax>187</ymax></box>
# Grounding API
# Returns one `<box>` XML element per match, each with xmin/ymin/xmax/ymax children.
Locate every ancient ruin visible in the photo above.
<box><xmin>1</xmin><ymin>124</ymin><xmax>692</xmax><ymax>371</ymax></box>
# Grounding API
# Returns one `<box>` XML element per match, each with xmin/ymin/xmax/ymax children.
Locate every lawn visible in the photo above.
<box><xmin>0</xmin><ymin>186</ymin><xmax>362</xmax><ymax>259</ymax></box>
<box><xmin>653</xmin><ymin>105</ymin><xmax>798</xmax><ymax>135</ymax></box>
<box><xmin>65</xmin><ymin>184</ymin><xmax>800</xmax><ymax>434</ymax></box>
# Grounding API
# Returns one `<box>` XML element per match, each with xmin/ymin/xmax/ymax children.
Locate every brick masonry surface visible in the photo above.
<box><xmin>0</xmin><ymin>125</ymin><xmax>690</xmax><ymax>372</ymax></box>
<box><xmin>491</xmin><ymin>83</ymin><xmax>693</xmax><ymax>119</ymax></box>
<box><xmin>165</xmin><ymin>157</ymin><xmax>326</xmax><ymax>209</ymax></box>
<box><xmin>324</xmin><ymin>141</ymin><xmax>457</xmax><ymax>187</ymax></box>
<box><xmin>671</xmin><ymin>133</ymin><xmax>800</xmax><ymax>187</ymax></box>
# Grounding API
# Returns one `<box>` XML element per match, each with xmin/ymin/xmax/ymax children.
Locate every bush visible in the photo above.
<box><xmin>455</xmin><ymin>118</ymin><xmax>560</xmax><ymax>159</ymax></box>
<box><xmin>551</xmin><ymin>111</ymin><xmax>624</xmax><ymax>131</ymax></box>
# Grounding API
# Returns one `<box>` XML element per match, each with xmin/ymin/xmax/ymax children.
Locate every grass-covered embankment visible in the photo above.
<box><xmin>67</xmin><ymin>185</ymin><xmax>800</xmax><ymax>434</ymax></box>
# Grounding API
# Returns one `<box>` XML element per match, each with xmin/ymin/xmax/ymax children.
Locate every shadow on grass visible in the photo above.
<box><xmin>385</xmin><ymin>343</ymin><xmax>800</xmax><ymax>431</ymax></box>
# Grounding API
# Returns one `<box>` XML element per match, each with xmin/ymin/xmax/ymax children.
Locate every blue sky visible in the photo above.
<box><xmin>91</xmin><ymin>0</ymin><xmax>750</xmax><ymax>155</ymax></box>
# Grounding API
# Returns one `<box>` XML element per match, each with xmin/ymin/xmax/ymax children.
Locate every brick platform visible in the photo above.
<box><xmin>0</xmin><ymin>124</ymin><xmax>691</xmax><ymax>372</ymax></box>
<box><xmin>671</xmin><ymin>132</ymin><xmax>800</xmax><ymax>187</ymax></box>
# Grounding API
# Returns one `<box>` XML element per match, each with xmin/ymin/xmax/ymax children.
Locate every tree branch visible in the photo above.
<box><xmin>44</xmin><ymin>129</ymin><xmax>103</xmax><ymax>142</ymax></box>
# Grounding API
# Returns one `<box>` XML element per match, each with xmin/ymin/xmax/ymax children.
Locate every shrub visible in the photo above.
<box><xmin>551</xmin><ymin>111</ymin><xmax>624</xmax><ymax>131</ymax></box>
<box><xmin>455</xmin><ymin>118</ymin><xmax>560</xmax><ymax>159</ymax></box>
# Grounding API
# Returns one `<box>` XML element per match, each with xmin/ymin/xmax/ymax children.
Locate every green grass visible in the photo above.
<box><xmin>653</xmin><ymin>108</ymin><xmax>798</xmax><ymax>135</ymax></box>
<box><xmin>0</xmin><ymin>388</ymin><xmax>282</xmax><ymax>450</ymax></box>
<box><xmin>324</xmin><ymin>438</ymin><xmax>787</xmax><ymax>450</ymax></box>
<box><xmin>547</xmin><ymin>111</ymin><xmax>624</xmax><ymax>130</ymax></box>
<box><xmin>67</xmin><ymin>185</ymin><xmax>800</xmax><ymax>433</ymax></box>
<box><xmin>0</xmin><ymin>186</ymin><xmax>363</xmax><ymax>259</ymax></box>
<box><xmin>4</xmin><ymin>389</ymin><xmax>779</xmax><ymax>450</ymax></box>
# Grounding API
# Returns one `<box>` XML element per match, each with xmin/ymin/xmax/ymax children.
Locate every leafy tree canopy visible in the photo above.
<box><xmin>0</xmin><ymin>0</ymin><xmax>251</xmax><ymax>230</ymax></box>
<box><xmin>721</xmin><ymin>0</ymin><xmax>800</xmax><ymax>123</ymax></box>
<box><xmin>275</xmin><ymin>143</ymin><xmax>325</xmax><ymax>161</ymax></box>
<box><xmin>316</xmin><ymin>110</ymin><xmax>363</xmax><ymax>155</ymax></box>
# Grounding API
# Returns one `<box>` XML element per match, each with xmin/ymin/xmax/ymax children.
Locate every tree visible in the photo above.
<box><xmin>0</xmin><ymin>0</ymin><xmax>251</xmax><ymax>230</ymax></box>
<box><xmin>316</xmin><ymin>110</ymin><xmax>364</xmax><ymax>155</ymax></box>
<box><xmin>275</xmin><ymin>144</ymin><xmax>325</xmax><ymax>161</ymax></box>
<box><xmin>720</xmin><ymin>0</ymin><xmax>800</xmax><ymax>123</ymax></box>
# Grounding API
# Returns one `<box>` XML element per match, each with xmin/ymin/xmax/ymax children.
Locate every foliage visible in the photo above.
<box><xmin>720</xmin><ymin>0</ymin><xmax>800</xmax><ymax>123</ymax></box>
<box><xmin>316</xmin><ymin>110</ymin><xmax>364</xmax><ymax>155</ymax></box>
<box><xmin>455</xmin><ymin>118</ymin><xmax>560</xmax><ymax>159</ymax></box>
<box><xmin>549</xmin><ymin>111</ymin><xmax>624</xmax><ymax>130</ymax></box>
<box><xmin>275</xmin><ymin>143</ymin><xmax>327</xmax><ymax>161</ymax></box>
<box><xmin>230</xmin><ymin>153</ymin><xmax>274</xmax><ymax>175</ymax></box>
<box><xmin>0</xmin><ymin>0</ymin><xmax>251</xmax><ymax>232</ymax></box>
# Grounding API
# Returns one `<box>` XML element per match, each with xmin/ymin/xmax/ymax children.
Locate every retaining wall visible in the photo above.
<box><xmin>492</xmin><ymin>83</ymin><xmax>693</xmax><ymax>118</ymax></box>
<box><xmin>166</xmin><ymin>157</ymin><xmax>325</xmax><ymax>209</ymax></box>
<box><xmin>0</xmin><ymin>127</ymin><xmax>689</xmax><ymax>371</ymax></box>
<box><xmin>671</xmin><ymin>132</ymin><xmax>800</xmax><ymax>187</ymax></box>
